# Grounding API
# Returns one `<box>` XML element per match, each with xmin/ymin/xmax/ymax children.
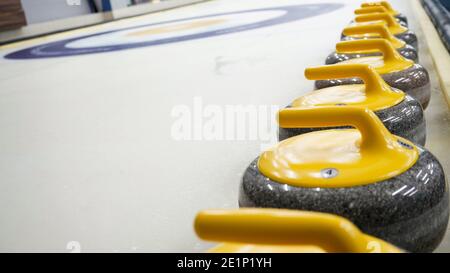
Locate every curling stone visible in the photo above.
<box><xmin>195</xmin><ymin>209</ymin><xmax>403</xmax><ymax>253</ymax></box>
<box><xmin>343</xmin><ymin>12</ymin><xmax>417</xmax><ymax>50</ymax></box>
<box><xmin>279</xmin><ymin>64</ymin><xmax>425</xmax><ymax>145</ymax></box>
<box><xmin>317</xmin><ymin>39</ymin><xmax>430</xmax><ymax>109</ymax></box>
<box><xmin>326</xmin><ymin>23</ymin><xmax>418</xmax><ymax>64</ymax></box>
<box><xmin>240</xmin><ymin>107</ymin><xmax>449</xmax><ymax>253</ymax></box>
<box><xmin>360</xmin><ymin>1</ymin><xmax>408</xmax><ymax>26</ymax></box>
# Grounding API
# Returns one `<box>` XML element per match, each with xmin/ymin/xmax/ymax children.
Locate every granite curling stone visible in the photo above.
<box><xmin>279</xmin><ymin>64</ymin><xmax>425</xmax><ymax>145</ymax></box>
<box><xmin>317</xmin><ymin>39</ymin><xmax>430</xmax><ymax>109</ymax></box>
<box><xmin>240</xmin><ymin>107</ymin><xmax>449</xmax><ymax>253</ymax></box>
<box><xmin>195</xmin><ymin>209</ymin><xmax>403</xmax><ymax>253</ymax></box>
<box><xmin>360</xmin><ymin>1</ymin><xmax>408</xmax><ymax>26</ymax></box>
<box><xmin>343</xmin><ymin>12</ymin><xmax>417</xmax><ymax>50</ymax></box>
<box><xmin>326</xmin><ymin>23</ymin><xmax>418</xmax><ymax>64</ymax></box>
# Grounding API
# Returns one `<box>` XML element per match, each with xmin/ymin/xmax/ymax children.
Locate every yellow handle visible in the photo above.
<box><xmin>278</xmin><ymin>106</ymin><xmax>392</xmax><ymax>151</ymax></box>
<box><xmin>362</xmin><ymin>1</ymin><xmax>397</xmax><ymax>14</ymax></box>
<box><xmin>342</xmin><ymin>24</ymin><xmax>405</xmax><ymax>48</ymax></box>
<box><xmin>305</xmin><ymin>64</ymin><xmax>390</xmax><ymax>95</ymax></box>
<box><xmin>355</xmin><ymin>6</ymin><xmax>387</xmax><ymax>15</ymax></box>
<box><xmin>355</xmin><ymin>12</ymin><xmax>400</xmax><ymax>28</ymax></box>
<box><xmin>336</xmin><ymin>38</ymin><xmax>403</xmax><ymax>63</ymax></box>
<box><xmin>195</xmin><ymin>209</ymin><xmax>369</xmax><ymax>253</ymax></box>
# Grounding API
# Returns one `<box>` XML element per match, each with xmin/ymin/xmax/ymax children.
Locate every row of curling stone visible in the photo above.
<box><xmin>321</xmin><ymin>38</ymin><xmax>430</xmax><ymax>110</ymax></box>
<box><xmin>194</xmin><ymin>209</ymin><xmax>403</xmax><ymax>253</ymax></box>
<box><xmin>279</xmin><ymin>63</ymin><xmax>426</xmax><ymax>146</ymax></box>
<box><xmin>345</xmin><ymin>5</ymin><xmax>417</xmax><ymax>49</ymax></box>
<box><xmin>240</xmin><ymin>106</ymin><xmax>449</xmax><ymax>253</ymax></box>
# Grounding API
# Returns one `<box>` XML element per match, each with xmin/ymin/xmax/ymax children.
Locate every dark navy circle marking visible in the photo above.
<box><xmin>5</xmin><ymin>4</ymin><xmax>343</xmax><ymax>59</ymax></box>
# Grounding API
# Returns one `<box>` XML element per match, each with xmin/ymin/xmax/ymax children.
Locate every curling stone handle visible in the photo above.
<box><xmin>194</xmin><ymin>209</ymin><xmax>368</xmax><ymax>253</ymax></box>
<box><xmin>362</xmin><ymin>1</ymin><xmax>397</xmax><ymax>13</ymax></box>
<box><xmin>278</xmin><ymin>106</ymin><xmax>392</xmax><ymax>151</ymax></box>
<box><xmin>304</xmin><ymin>64</ymin><xmax>390</xmax><ymax>95</ymax></box>
<box><xmin>342</xmin><ymin>24</ymin><xmax>405</xmax><ymax>48</ymax></box>
<box><xmin>343</xmin><ymin>24</ymin><xmax>392</xmax><ymax>40</ymax></box>
<box><xmin>355</xmin><ymin>6</ymin><xmax>388</xmax><ymax>15</ymax></box>
<box><xmin>336</xmin><ymin>38</ymin><xmax>404</xmax><ymax>64</ymax></box>
<box><xmin>354</xmin><ymin>12</ymin><xmax>400</xmax><ymax>28</ymax></box>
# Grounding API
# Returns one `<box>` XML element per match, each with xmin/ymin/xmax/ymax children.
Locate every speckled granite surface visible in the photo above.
<box><xmin>239</xmin><ymin>147</ymin><xmax>449</xmax><ymax>253</ymax></box>
<box><xmin>279</xmin><ymin>94</ymin><xmax>426</xmax><ymax>145</ymax></box>
<box><xmin>325</xmin><ymin>44</ymin><xmax>418</xmax><ymax>64</ymax></box>
<box><xmin>315</xmin><ymin>64</ymin><xmax>431</xmax><ymax>109</ymax></box>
